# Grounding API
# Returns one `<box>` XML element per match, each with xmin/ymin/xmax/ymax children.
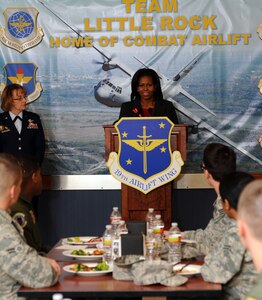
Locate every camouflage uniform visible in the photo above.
<box><xmin>246</xmin><ymin>272</ymin><xmax>262</xmax><ymax>300</ymax></box>
<box><xmin>10</xmin><ymin>196</ymin><xmax>49</xmax><ymax>253</ymax></box>
<box><xmin>0</xmin><ymin>208</ymin><xmax>57</xmax><ymax>300</ymax></box>
<box><xmin>182</xmin><ymin>197</ymin><xmax>230</xmax><ymax>258</ymax></box>
<box><xmin>201</xmin><ymin>218</ymin><xmax>256</xmax><ymax>300</ymax></box>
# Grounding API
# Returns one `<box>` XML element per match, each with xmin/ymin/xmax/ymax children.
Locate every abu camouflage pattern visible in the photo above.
<box><xmin>182</xmin><ymin>197</ymin><xmax>231</xmax><ymax>258</ymax></box>
<box><xmin>113</xmin><ymin>255</ymin><xmax>187</xmax><ymax>286</ymax></box>
<box><xmin>201</xmin><ymin>218</ymin><xmax>256</xmax><ymax>300</ymax></box>
<box><xmin>0</xmin><ymin>209</ymin><xmax>57</xmax><ymax>299</ymax></box>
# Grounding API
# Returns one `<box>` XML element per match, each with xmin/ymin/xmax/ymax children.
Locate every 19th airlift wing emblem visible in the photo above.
<box><xmin>107</xmin><ymin>117</ymin><xmax>184</xmax><ymax>194</ymax></box>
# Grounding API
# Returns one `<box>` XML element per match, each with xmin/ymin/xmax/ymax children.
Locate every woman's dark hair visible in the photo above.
<box><xmin>219</xmin><ymin>171</ymin><xmax>254</xmax><ymax>210</ymax></box>
<box><xmin>130</xmin><ymin>68</ymin><xmax>163</xmax><ymax>102</ymax></box>
<box><xmin>203</xmin><ymin>143</ymin><xmax>236</xmax><ymax>182</ymax></box>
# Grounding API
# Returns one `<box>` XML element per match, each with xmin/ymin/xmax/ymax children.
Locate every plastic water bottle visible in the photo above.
<box><xmin>145</xmin><ymin>208</ymin><xmax>155</xmax><ymax>234</ymax></box>
<box><xmin>152</xmin><ymin>214</ymin><xmax>164</xmax><ymax>258</ymax></box>
<box><xmin>117</xmin><ymin>220</ymin><xmax>128</xmax><ymax>235</ymax></box>
<box><xmin>103</xmin><ymin>224</ymin><xmax>113</xmax><ymax>266</ymax></box>
<box><xmin>167</xmin><ymin>222</ymin><xmax>182</xmax><ymax>264</ymax></box>
<box><xmin>112</xmin><ymin>220</ymin><xmax>128</xmax><ymax>259</ymax></box>
<box><xmin>110</xmin><ymin>207</ymin><xmax>122</xmax><ymax>234</ymax></box>
<box><xmin>145</xmin><ymin>228</ymin><xmax>156</xmax><ymax>260</ymax></box>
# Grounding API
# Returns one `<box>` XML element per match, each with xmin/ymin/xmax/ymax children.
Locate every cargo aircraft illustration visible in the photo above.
<box><xmin>39</xmin><ymin>1</ymin><xmax>262</xmax><ymax>166</ymax></box>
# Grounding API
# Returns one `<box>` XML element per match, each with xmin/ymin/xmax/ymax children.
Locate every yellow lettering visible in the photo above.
<box><xmin>124</xmin><ymin>36</ymin><xmax>133</xmax><ymax>46</ymax></box>
<box><xmin>84</xmin><ymin>18</ymin><xmax>96</xmax><ymax>31</ymax></box>
<box><xmin>103</xmin><ymin>18</ymin><xmax>114</xmax><ymax>31</ymax></box>
<box><xmin>99</xmin><ymin>36</ymin><xmax>109</xmax><ymax>47</ymax></box>
<box><xmin>242</xmin><ymin>33</ymin><xmax>251</xmax><ymax>44</ymax></box>
<box><xmin>121</xmin><ymin>0</ymin><xmax>134</xmax><ymax>13</ymax></box>
<box><xmin>50</xmin><ymin>37</ymin><xmax>60</xmax><ymax>47</ymax></box>
<box><xmin>115</xmin><ymin>18</ymin><xmax>128</xmax><ymax>31</ymax></box>
<box><xmin>174</xmin><ymin>16</ymin><xmax>187</xmax><ymax>30</ymax></box>
<box><xmin>148</xmin><ymin>0</ymin><xmax>161</xmax><ymax>13</ymax></box>
<box><xmin>129</xmin><ymin>17</ymin><xmax>140</xmax><ymax>30</ymax></box>
<box><xmin>191</xmin><ymin>35</ymin><xmax>204</xmax><ymax>45</ymax></box>
<box><xmin>84</xmin><ymin>36</ymin><xmax>93</xmax><ymax>47</ymax></box>
<box><xmin>163</xmin><ymin>0</ymin><xmax>178</xmax><ymax>12</ymax></box>
<box><xmin>61</xmin><ymin>37</ymin><xmax>71</xmax><ymax>48</ymax></box>
<box><xmin>123</xmin><ymin>35</ymin><xmax>187</xmax><ymax>47</ymax></box>
<box><xmin>72</xmin><ymin>37</ymin><xmax>84</xmax><ymax>47</ymax></box>
<box><xmin>208</xmin><ymin>34</ymin><xmax>218</xmax><ymax>45</ymax></box>
<box><xmin>203</xmin><ymin>16</ymin><xmax>217</xmax><ymax>30</ymax></box>
<box><xmin>136</xmin><ymin>0</ymin><xmax>147</xmax><ymax>13</ymax></box>
<box><xmin>160</xmin><ymin>16</ymin><xmax>173</xmax><ymax>30</ymax></box>
<box><xmin>141</xmin><ymin>17</ymin><xmax>153</xmax><ymax>30</ymax></box>
<box><xmin>189</xmin><ymin>15</ymin><xmax>201</xmax><ymax>30</ymax></box>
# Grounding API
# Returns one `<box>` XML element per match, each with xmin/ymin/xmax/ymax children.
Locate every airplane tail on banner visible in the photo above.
<box><xmin>168</xmin><ymin>98</ymin><xmax>262</xmax><ymax>166</ymax></box>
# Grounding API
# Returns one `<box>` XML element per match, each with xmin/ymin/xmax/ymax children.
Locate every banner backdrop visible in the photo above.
<box><xmin>0</xmin><ymin>0</ymin><xmax>261</xmax><ymax>175</ymax></box>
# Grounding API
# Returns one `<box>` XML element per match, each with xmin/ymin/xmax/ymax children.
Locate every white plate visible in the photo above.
<box><xmin>173</xmin><ymin>264</ymin><xmax>201</xmax><ymax>276</ymax></box>
<box><xmin>63</xmin><ymin>263</ymin><xmax>112</xmax><ymax>276</ymax></box>
<box><xmin>62</xmin><ymin>249</ymin><xmax>104</xmax><ymax>261</ymax></box>
<box><xmin>62</xmin><ymin>236</ymin><xmax>101</xmax><ymax>246</ymax></box>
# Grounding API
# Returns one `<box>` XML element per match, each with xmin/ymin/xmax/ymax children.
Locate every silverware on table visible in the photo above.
<box><xmin>177</xmin><ymin>262</ymin><xmax>191</xmax><ymax>273</ymax></box>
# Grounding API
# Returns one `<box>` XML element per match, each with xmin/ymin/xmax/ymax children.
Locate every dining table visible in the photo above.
<box><xmin>18</xmin><ymin>238</ymin><xmax>222</xmax><ymax>299</ymax></box>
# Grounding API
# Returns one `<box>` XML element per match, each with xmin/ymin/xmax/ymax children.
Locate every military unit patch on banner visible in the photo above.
<box><xmin>107</xmin><ymin>117</ymin><xmax>184</xmax><ymax>194</ymax></box>
<box><xmin>0</xmin><ymin>7</ymin><xmax>43</xmax><ymax>53</ymax></box>
<box><xmin>0</xmin><ymin>62</ymin><xmax>42</xmax><ymax>104</ymax></box>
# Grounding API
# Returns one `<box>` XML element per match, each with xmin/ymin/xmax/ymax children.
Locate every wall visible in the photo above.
<box><xmin>38</xmin><ymin>187</ymin><xmax>215</xmax><ymax>247</ymax></box>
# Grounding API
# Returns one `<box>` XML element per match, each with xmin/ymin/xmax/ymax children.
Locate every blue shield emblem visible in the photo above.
<box><xmin>2</xmin><ymin>63</ymin><xmax>42</xmax><ymax>104</ymax></box>
<box><xmin>117</xmin><ymin>117</ymin><xmax>173</xmax><ymax>180</ymax></box>
<box><xmin>0</xmin><ymin>7</ymin><xmax>43</xmax><ymax>53</ymax></box>
<box><xmin>106</xmin><ymin>117</ymin><xmax>184</xmax><ymax>194</ymax></box>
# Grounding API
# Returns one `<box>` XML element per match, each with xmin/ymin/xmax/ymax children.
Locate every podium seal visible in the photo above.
<box><xmin>107</xmin><ymin>117</ymin><xmax>184</xmax><ymax>194</ymax></box>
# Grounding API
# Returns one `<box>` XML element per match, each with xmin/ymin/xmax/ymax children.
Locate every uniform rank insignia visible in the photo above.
<box><xmin>27</xmin><ymin>119</ymin><xmax>38</xmax><ymax>129</ymax></box>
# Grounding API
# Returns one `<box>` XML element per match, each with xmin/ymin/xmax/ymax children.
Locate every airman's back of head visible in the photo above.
<box><xmin>18</xmin><ymin>155</ymin><xmax>40</xmax><ymax>182</ymax></box>
<box><xmin>238</xmin><ymin>180</ymin><xmax>262</xmax><ymax>241</ymax></box>
<box><xmin>219</xmin><ymin>172</ymin><xmax>254</xmax><ymax>210</ymax></box>
<box><xmin>0</xmin><ymin>153</ymin><xmax>22</xmax><ymax>198</ymax></box>
<box><xmin>203</xmin><ymin>143</ymin><xmax>236</xmax><ymax>182</ymax></box>
<box><xmin>1</xmin><ymin>83</ymin><xmax>27</xmax><ymax>112</ymax></box>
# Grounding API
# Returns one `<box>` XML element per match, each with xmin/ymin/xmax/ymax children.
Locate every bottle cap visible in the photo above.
<box><xmin>148</xmin><ymin>208</ymin><xmax>154</xmax><ymax>212</ymax></box>
<box><xmin>52</xmin><ymin>293</ymin><xmax>64</xmax><ymax>300</ymax></box>
<box><xmin>171</xmin><ymin>222</ymin><xmax>178</xmax><ymax>227</ymax></box>
<box><xmin>155</xmin><ymin>214</ymin><xmax>161</xmax><ymax>219</ymax></box>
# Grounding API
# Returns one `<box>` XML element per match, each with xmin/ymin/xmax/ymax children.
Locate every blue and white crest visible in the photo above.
<box><xmin>0</xmin><ymin>7</ymin><xmax>43</xmax><ymax>53</ymax></box>
<box><xmin>0</xmin><ymin>63</ymin><xmax>42</xmax><ymax>104</ymax></box>
<box><xmin>107</xmin><ymin>117</ymin><xmax>184</xmax><ymax>194</ymax></box>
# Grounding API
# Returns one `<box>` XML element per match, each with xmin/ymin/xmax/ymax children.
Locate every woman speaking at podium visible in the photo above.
<box><xmin>117</xmin><ymin>68</ymin><xmax>179</xmax><ymax>124</ymax></box>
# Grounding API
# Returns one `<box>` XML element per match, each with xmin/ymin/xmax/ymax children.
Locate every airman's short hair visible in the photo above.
<box><xmin>203</xmin><ymin>143</ymin><xmax>236</xmax><ymax>182</ymax></box>
<box><xmin>238</xmin><ymin>180</ymin><xmax>262</xmax><ymax>240</ymax></box>
<box><xmin>0</xmin><ymin>153</ymin><xmax>22</xmax><ymax>198</ymax></box>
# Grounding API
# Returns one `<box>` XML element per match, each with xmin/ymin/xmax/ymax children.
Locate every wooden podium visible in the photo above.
<box><xmin>103</xmin><ymin>124</ymin><xmax>187</xmax><ymax>229</ymax></box>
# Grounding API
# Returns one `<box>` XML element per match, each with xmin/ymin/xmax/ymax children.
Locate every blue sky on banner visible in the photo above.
<box><xmin>0</xmin><ymin>0</ymin><xmax>261</xmax><ymax>175</ymax></box>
